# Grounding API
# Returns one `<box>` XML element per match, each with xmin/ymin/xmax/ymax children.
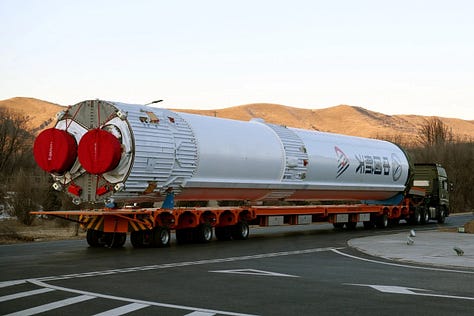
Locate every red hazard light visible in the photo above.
<box><xmin>77</xmin><ymin>129</ymin><xmax>122</xmax><ymax>175</ymax></box>
<box><xmin>33</xmin><ymin>128</ymin><xmax>78</xmax><ymax>174</ymax></box>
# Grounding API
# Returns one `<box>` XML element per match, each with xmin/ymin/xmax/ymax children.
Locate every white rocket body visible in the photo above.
<box><xmin>33</xmin><ymin>100</ymin><xmax>410</xmax><ymax>204</ymax></box>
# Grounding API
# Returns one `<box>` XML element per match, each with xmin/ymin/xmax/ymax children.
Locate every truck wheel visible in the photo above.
<box><xmin>437</xmin><ymin>209</ymin><xmax>446</xmax><ymax>224</ymax></box>
<box><xmin>421</xmin><ymin>210</ymin><xmax>429</xmax><ymax>224</ymax></box>
<box><xmin>410</xmin><ymin>209</ymin><xmax>421</xmax><ymax>225</ymax></box>
<box><xmin>376</xmin><ymin>214</ymin><xmax>388</xmax><ymax>228</ymax></box>
<box><xmin>86</xmin><ymin>229</ymin><xmax>103</xmax><ymax>247</ymax></box>
<box><xmin>152</xmin><ymin>227</ymin><xmax>171</xmax><ymax>247</ymax></box>
<box><xmin>231</xmin><ymin>221</ymin><xmax>249</xmax><ymax>240</ymax></box>
<box><xmin>215</xmin><ymin>226</ymin><xmax>232</xmax><ymax>241</ymax></box>
<box><xmin>195</xmin><ymin>224</ymin><xmax>213</xmax><ymax>243</ymax></box>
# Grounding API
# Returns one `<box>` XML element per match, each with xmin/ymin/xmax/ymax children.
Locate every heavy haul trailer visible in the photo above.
<box><xmin>31</xmin><ymin>100</ymin><xmax>450</xmax><ymax>248</ymax></box>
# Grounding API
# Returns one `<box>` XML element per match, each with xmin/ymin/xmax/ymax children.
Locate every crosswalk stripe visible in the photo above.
<box><xmin>0</xmin><ymin>288</ymin><xmax>54</xmax><ymax>302</ymax></box>
<box><xmin>92</xmin><ymin>302</ymin><xmax>149</xmax><ymax>316</ymax></box>
<box><xmin>3</xmin><ymin>294</ymin><xmax>95</xmax><ymax>316</ymax></box>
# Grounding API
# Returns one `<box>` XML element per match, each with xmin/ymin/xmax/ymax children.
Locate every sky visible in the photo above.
<box><xmin>1</xmin><ymin>0</ymin><xmax>473</xmax><ymax>120</ymax></box>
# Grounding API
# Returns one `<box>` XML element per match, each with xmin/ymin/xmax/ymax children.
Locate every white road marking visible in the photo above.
<box><xmin>184</xmin><ymin>312</ymin><xmax>216</xmax><ymax>316</ymax></box>
<box><xmin>92</xmin><ymin>302</ymin><xmax>149</xmax><ymax>316</ymax></box>
<box><xmin>31</xmin><ymin>247</ymin><xmax>339</xmax><ymax>282</ymax></box>
<box><xmin>331</xmin><ymin>248</ymin><xmax>474</xmax><ymax>274</ymax></box>
<box><xmin>1</xmin><ymin>247</ymin><xmax>339</xmax><ymax>316</ymax></box>
<box><xmin>28</xmin><ymin>279</ymin><xmax>258</xmax><ymax>316</ymax></box>
<box><xmin>210</xmin><ymin>269</ymin><xmax>299</xmax><ymax>278</ymax></box>
<box><xmin>3</xmin><ymin>294</ymin><xmax>95</xmax><ymax>316</ymax></box>
<box><xmin>0</xmin><ymin>288</ymin><xmax>54</xmax><ymax>302</ymax></box>
<box><xmin>348</xmin><ymin>283</ymin><xmax>474</xmax><ymax>301</ymax></box>
<box><xmin>0</xmin><ymin>280</ymin><xmax>26</xmax><ymax>288</ymax></box>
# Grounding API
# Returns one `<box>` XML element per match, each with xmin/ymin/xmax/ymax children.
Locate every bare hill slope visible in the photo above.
<box><xmin>1</xmin><ymin>97</ymin><xmax>473</xmax><ymax>142</ymax></box>
<box><xmin>0</xmin><ymin>97</ymin><xmax>64</xmax><ymax>132</ymax></box>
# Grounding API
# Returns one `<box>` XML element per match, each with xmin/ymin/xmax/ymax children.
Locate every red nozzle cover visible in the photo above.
<box><xmin>78</xmin><ymin>129</ymin><xmax>122</xmax><ymax>175</ymax></box>
<box><xmin>33</xmin><ymin>128</ymin><xmax>78</xmax><ymax>174</ymax></box>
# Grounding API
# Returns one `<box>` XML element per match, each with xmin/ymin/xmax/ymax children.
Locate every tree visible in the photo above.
<box><xmin>0</xmin><ymin>108</ymin><xmax>34</xmax><ymax>176</ymax></box>
<box><xmin>417</xmin><ymin>117</ymin><xmax>453</xmax><ymax>147</ymax></box>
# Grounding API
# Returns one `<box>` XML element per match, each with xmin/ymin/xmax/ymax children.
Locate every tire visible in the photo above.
<box><xmin>176</xmin><ymin>228</ymin><xmax>194</xmax><ymax>244</ymax></box>
<box><xmin>215</xmin><ymin>226</ymin><xmax>232</xmax><ymax>241</ymax></box>
<box><xmin>86</xmin><ymin>229</ymin><xmax>102</xmax><ymax>247</ymax></box>
<box><xmin>410</xmin><ymin>209</ymin><xmax>421</xmax><ymax>225</ymax></box>
<box><xmin>346</xmin><ymin>221</ymin><xmax>357</xmax><ymax>230</ymax></box>
<box><xmin>107</xmin><ymin>232</ymin><xmax>127</xmax><ymax>248</ymax></box>
<box><xmin>376</xmin><ymin>214</ymin><xmax>388</xmax><ymax>228</ymax></box>
<box><xmin>130</xmin><ymin>231</ymin><xmax>144</xmax><ymax>248</ymax></box>
<box><xmin>195</xmin><ymin>224</ymin><xmax>213</xmax><ymax>243</ymax></box>
<box><xmin>130</xmin><ymin>230</ymin><xmax>153</xmax><ymax>248</ymax></box>
<box><xmin>363</xmin><ymin>221</ymin><xmax>375</xmax><ymax>229</ymax></box>
<box><xmin>421</xmin><ymin>210</ymin><xmax>430</xmax><ymax>224</ymax></box>
<box><xmin>231</xmin><ymin>221</ymin><xmax>250</xmax><ymax>240</ymax></box>
<box><xmin>152</xmin><ymin>227</ymin><xmax>171</xmax><ymax>247</ymax></box>
<box><xmin>437</xmin><ymin>208</ymin><xmax>446</xmax><ymax>224</ymax></box>
<box><xmin>333</xmin><ymin>223</ymin><xmax>345</xmax><ymax>230</ymax></box>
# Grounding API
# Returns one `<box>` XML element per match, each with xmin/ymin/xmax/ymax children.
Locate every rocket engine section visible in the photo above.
<box><xmin>33</xmin><ymin>100</ymin><xmax>411</xmax><ymax>205</ymax></box>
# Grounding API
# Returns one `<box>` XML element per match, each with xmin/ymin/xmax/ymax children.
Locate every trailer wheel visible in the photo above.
<box><xmin>86</xmin><ymin>229</ymin><xmax>102</xmax><ymax>247</ymax></box>
<box><xmin>215</xmin><ymin>226</ymin><xmax>232</xmax><ymax>241</ymax></box>
<box><xmin>152</xmin><ymin>227</ymin><xmax>171</xmax><ymax>247</ymax></box>
<box><xmin>130</xmin><ymin>230</ymin><xmax>153</xmax><ymax>248</ymax></box>
<box><xmin>232</xmin><ymin>221</ymin><xmax>249</xmax><ymax>240</ymax></box>
<box><xmin>363</xmin><ymin>221</ymin><xmax>375</xmax><ymax>229</ymax></box>
<box><xmin>195</xmin><ymin>224</ymin><xmax>213</xmax><ymax>243</ymax></box>
<box><xmin>346</xmin><ymin>221</ymin><xmax>357</xmax><ymax>230</ymax></box>
<box><xmin>333</xmin><ymin>223</ymin><xmax>345</xmax><ymax>230</ymax></box>
<box><xmin>376</xmin><ymin>214</ymin><xmax>388</xmax><ymax>228</ymax></box>
<box><xmin>176</xmin><ymin>228</ymin><xmax>194</xmax><ymax>244</ymax></box>
<box><xmin>106</xmin><ymin>233</ymin><xmax>127</xmax><ymax>248</ymax></box>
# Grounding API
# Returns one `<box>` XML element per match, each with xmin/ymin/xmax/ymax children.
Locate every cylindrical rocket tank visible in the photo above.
<box><xmin>33</xmin><ymin>100</ymin><xmax>411</xmax><ymax>204</ymax></box>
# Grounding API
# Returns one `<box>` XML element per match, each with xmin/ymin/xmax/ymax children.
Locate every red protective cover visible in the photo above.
<box><xmin>78</xmin><ymin>129</ymin><xmax>122</xmax><ymax>174</ymax></box>
<box><xmin>33</xmin><ymin>128</ymin><xmax>77</xmax><ymax>173</ymax></box>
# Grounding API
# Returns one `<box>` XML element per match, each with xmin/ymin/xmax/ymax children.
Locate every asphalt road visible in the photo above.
<box><xmin>1</xmin><ymin>215</ymin><xmax>473</xmax><ymax>315</ymax></box>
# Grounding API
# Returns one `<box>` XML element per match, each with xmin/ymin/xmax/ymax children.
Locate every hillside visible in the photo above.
<box><xmin>1</xmin><ymin>97</ymin><xmax>473</xmax><ymax>142</ymax></box>
<box><xmin>0</xmin><ymin>97</ymin><xmax>64</xmax><ymax>132</ymax></box>
<box><xmin>174</xmin><ymin>103</ymin><xmax>474</xmax><ymax>142</ymax></box>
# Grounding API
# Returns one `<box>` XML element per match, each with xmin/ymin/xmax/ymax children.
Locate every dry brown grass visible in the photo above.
<box><xmin>0</xmin><ymin>218</ymin><xmax>85</xmax><ymax>244</ymax></box>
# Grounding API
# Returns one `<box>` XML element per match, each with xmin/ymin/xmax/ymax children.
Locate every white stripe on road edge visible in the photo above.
<box><xmin>331</xmin><ymin>249</ymin><xmax>474</xmax><ymax>274</ymax></box>
<box><xmin>28</xmin><ymin>279</ymin><xmax>257</xmax><ymax>316</ymax></box>
<box><xmin>3</xmin><ymin>294</ymin><xmax>95</xmax><ymax>316</ymax></box>
<box><xmin>0</xmin><ymin>288</ymin><xmax>54</xmax><ymax>302</ymax></box>
<box><xmin>93</xmin><ymin>303</ymin><xmax>149</xmax><ymax>316</ymax></box>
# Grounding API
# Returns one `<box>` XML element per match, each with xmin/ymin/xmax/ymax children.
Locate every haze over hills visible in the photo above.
<box><xmin>1</xmin><ymin>97</ymin><xmax>473</xmax><ymax>143</ymax></box>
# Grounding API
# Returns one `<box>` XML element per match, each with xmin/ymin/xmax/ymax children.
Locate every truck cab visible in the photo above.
<box><xmin>412</xmin><ymin>163</ymin><xmax>450</xmax><ymax>223</ymax></box>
